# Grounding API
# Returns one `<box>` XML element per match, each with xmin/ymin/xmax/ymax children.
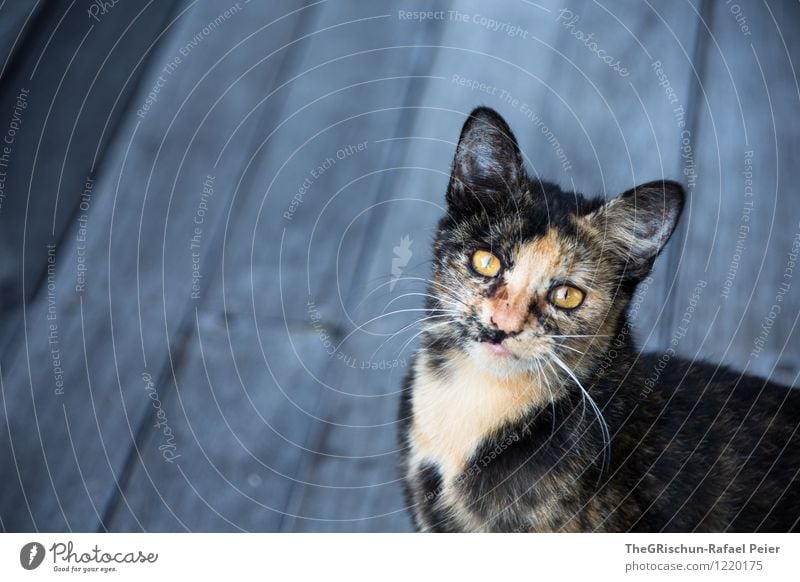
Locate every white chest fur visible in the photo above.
<box><xmin>408</xmin><ymin>353</ymin><xmax>549</xmax><ymax>486</ymax></box>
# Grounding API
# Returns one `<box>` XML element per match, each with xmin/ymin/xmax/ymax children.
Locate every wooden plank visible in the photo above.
<box><xmin>0</xmin><ymin>0</ymin><xmax>305</xmax><ymax>531</ymax></box>
<box><xmin>105</xmin><ymin>0</ymin><xmax>444</xmax><ymax>531</ymax></box>
<box><xmin>0</xmin><ymin>0</ymin><xmax>40</xmax><ymax>77</ymax></box>
<box><xmin>668</xmin><ymin>0</ymin><xmax>800</xmax><ymax>386</ymax></box>
<box><xmin>0</xmin><ymin>0</ymin><xmax>183</xmax><ymax>532</ymax></box>
<box><xmin>4</xmin><ymin>0</ymin><xmax>795</xmax><ymax>534</ymax></box>
<box><xmin>282</xmin><ymin>0</ymin><xmax>702</xmax><ymax>530</ymax></box>
<box><xmin>278</xmin><ymin>331</ymin><xmax>416</xmax><ymax>532</ymax></box>
<box><xmin>0</xmin><ymin>0</ymin><xmax>179</xmax><ymax>346</ymax></box>
<box><xmin>106</xmin><ymin>324</ymin><xmax>330</xmax><ymax>532</ymax></box>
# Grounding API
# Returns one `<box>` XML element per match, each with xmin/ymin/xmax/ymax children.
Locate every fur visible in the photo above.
<box><xmin>398</xmin><ymin>107</ymin><xmax>800</xmax><ymax>532</ymax></box>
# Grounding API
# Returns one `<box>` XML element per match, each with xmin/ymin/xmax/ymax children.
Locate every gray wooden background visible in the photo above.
<box><xmin>0</xmin><ymin>0</ymin><xmax>798</xmax><ymax>532</ymax></box>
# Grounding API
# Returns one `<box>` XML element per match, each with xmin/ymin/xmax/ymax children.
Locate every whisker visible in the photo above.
<box><xmin>394</xmin><ymin>320</ymin><xmax>453</xmax><ymax>359</ymax></box>
<box><xmin>334</xmin><ymin>308</ymin><xmax>459</xmax><ymax>350</ymax></box>
<box><xmin>531</xmin><ymin>358</ymin><xmax>557</xmax><ymax>439</ymax></box>
<box><xmin>367</xmin><ymin>314</ymin><xmax>455</xmax><ymax>360</ymax></box>
<box><xmin>551</xmin><ymin>354</ymin><xmax>610</xmax><ymax>487</ymax></box>
<box><xmin>546</xmin><ymin>357</ymin><xmax>580</xmax><ymax>426</ymax></box>
<box><xmin>557</xmin><ymin>343</ymin><xmax>585</xmax><ymax>356</ymax></box>
<box><xmin>353</xmin><ymin>275</ymin><xmax>460</xmax><ymax>311</ymax></box>
<box><xmin>381</xmin><ymin>291</ymin><xmax>465</xmax><ymax>313</ymax></box>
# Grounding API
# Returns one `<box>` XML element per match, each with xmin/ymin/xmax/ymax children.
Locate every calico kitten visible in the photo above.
<box><xmin>398</xmin><ymin>107</ymin><xmax>800</xmax><ymax>532</ymax></box>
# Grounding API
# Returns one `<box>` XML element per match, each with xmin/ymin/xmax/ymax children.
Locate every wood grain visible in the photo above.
<box><xmin>1</xmin><ymin>0</ymin><xmax>798</xmax><ymax>532</ymax></box>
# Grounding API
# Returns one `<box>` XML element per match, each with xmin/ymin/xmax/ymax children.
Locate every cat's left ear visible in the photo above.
<box><xmin>588</xmin><ymin>180</ymin><xmax>685</xmax><ymax>279</ymax></box>
<box><xmin>447</xmin><ymin>107</ymin><xmax>525</xmax><ymax>210</ymax></box>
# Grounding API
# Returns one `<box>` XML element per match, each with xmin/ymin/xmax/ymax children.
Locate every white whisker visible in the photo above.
<box><xmin>551</xmin><ymin>354</ymin><xmax>610</xmax><ymax>487</ymax></box>
<box><xmin>382</xmin><ymin>291</ymin><xmax>465</xmax><ymax>312</ymax></box>
<box><xmin>395</xmin><ymin>320</ymin><xmax>453</xmax><ymax>359</ymax></box>
<box><xmin>557</xmin><ymin>343</ymin><xmax>586</xmax><ymax>356</ymax></box>
<box><xmin>368</xmin><ymin>314</ymin><xmax>455</xmax><ymax>360</ymax></box>
<box><xmin>531</xmin><ymin>358</ymin><xmax>557</xmax><ymax>439</ymax></box>
<box><xmin>354</xmin><ymin>276</ymin><xmax>467</xmax><ymax>311</ymax></box>
<box><xmin>335</xmin><ymin>308</ymin><xmax>458</xmax><ymax>350</ymax></box>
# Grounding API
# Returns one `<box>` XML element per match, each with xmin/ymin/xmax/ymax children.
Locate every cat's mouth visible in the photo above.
<box><xmin>470</xmin><ymin>337</ymin><xmax>551</xmax><ymax>377</ymax></box>
<box><xmin>474</xmin><ymin>326</ymin><xmax>520</xmax><ymax>360</ymax></box>
<box><xmin>481</xmin><ymin>340</ymin><xmax>516</xmax><ymax>359</ymax></box>
<box><xmin>471</xmin><ymin>328</ymin><xmax>555</xmax><ymax>369</ymax></box>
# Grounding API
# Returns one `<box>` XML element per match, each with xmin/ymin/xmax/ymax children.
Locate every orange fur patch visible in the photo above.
<box><xmin>509</xmin><ymin>230</ymin><xmax>563</xmax><ymax>289</ymax></box>
<box><xmin>483</xmin><ymin>230</ymin><xmax>564</xmax><ymax>324</ymax></box>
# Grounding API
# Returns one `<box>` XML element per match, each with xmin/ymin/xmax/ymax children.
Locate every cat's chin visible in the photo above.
<box><xmin>469</xmin><ymin>341</ymin><xmax>529</xmax><ymax>377</ymax></box>
<box><xmin>483</xmin><ymin>341</ymin><xmax>515</xmax><ymax>358</ymax></box>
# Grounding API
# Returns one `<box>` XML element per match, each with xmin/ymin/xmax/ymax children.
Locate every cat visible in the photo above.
<box><xmin>398</xmin><ymin>106</ymin><xmax>800</xmax><ymax>532</ymax></box>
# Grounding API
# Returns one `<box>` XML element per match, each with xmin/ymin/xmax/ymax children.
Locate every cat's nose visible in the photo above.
<box><xmin>491</xmin><ymin>304</ymin><xmax>526</xmax><ymax>335</ymax></box>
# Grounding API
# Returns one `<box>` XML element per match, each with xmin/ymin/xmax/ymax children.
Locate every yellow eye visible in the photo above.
<box><xmin>471</xmin><ymin>250</ymin><xmax>502</xmax><ymax>277</ymax></box>
<box><xmin>549</xmin><ymin>285</ymin><xmax>585</xmax><ymax>310</ymax></box>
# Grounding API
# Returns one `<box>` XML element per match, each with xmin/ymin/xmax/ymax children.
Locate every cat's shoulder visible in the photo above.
<box><xmin>633</xmin><ymin>351</ymin><xmax>799</xmax><ymax>409</ymax></box>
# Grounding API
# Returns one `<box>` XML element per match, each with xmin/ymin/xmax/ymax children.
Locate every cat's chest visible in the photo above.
<box><xmin>407</xmin><ymin>356</ymin><xmax>548</xmax><ymax>495</ymax></box>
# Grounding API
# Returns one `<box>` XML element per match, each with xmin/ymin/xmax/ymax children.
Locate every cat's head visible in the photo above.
<box><xmin>424</xmin><ymin>107</ymin><xmax>684</xmax><ymax>378</ymax></box>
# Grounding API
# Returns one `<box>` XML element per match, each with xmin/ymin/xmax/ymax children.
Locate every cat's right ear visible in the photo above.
<box><xmin>446</xmin><ymin>107</ymin><xmax>524</xmax><ymax>210</ymax></box>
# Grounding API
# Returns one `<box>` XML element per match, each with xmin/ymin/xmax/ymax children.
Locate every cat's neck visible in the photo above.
<box><xmin>410</xmin><ymin>350</ymin><xmax>556</xmax><ymax>479</ymax></box>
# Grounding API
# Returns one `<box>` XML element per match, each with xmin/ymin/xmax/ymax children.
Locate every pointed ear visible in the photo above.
<box><xmin>446</xmin><ymin>107</ymin><xmax>524</xmax><ymax>210</ymax></box>
<box><xmin>588</xmin><ymin>180</ymin><xmax>685</xmax><ymax>279</ymax></box>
